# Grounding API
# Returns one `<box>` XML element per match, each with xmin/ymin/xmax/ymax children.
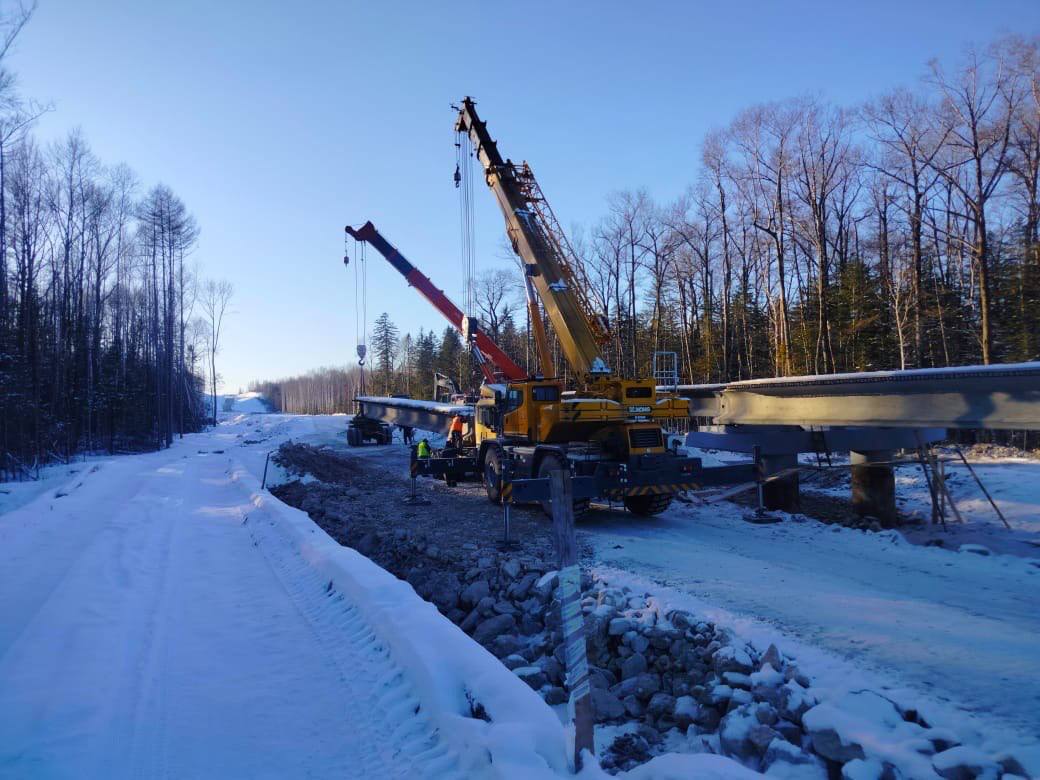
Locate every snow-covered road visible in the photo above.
<box><xmin>0</xmin><ymin>446</ymin><xmax>451</xmax><ymax>777</ymax></box>
<box><xmin>0</xmin><ymin>418</ymin><xmax>576</xmax><ymax>780</ymax></box>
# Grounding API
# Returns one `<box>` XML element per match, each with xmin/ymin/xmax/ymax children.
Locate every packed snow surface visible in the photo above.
<box><xmin>0</xmin><ymin>414</ymin><xmax>573</xmax><ymax>779</ymax></box>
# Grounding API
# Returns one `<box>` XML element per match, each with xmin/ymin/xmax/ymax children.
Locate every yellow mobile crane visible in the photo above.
<box><xmin>455</xmin><ymin>97</ymin><xmax>696</xmax><ymax>516</ymax></box>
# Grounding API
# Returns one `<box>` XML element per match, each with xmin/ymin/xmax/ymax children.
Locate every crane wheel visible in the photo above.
<box><xmin>623</xmin><ymin>493</ymin><xmax>673</xmax><ymax>516</ymax></box>
<box><xmin>483</xmin><ymin>448</ymin><xmax>503</xmax><ymax>504</ymax></box>
<box><xmin>536</xmin><ymin>454</ymin><xmax>589</xmax><ymax>519</ymax></box>
<box><xmin>347</xmin><ymin>428</ymin><xmax>361</xmax><ymax>447</ymax></box>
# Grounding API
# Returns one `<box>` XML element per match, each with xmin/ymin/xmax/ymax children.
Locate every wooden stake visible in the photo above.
<box><xmin>933</xmin><ymin>454</ymin><xmax>965</xmax><ymax>524</ymax></box>
<box><xmin>914</xmin><ymin>433</ymin><xmax>945</xmax><ymax>529</ymax></box>
<box><xmin>549</xmin><ymin>468</ymin><xmax>594</xmax><ymax>771</ymax></box>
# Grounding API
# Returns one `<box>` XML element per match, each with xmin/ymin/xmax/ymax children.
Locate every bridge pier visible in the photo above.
<box><xmin>762</xmin><ymin>453</ymin><xmax>799</xmax><ymax>512</ymax></box>
<box><xmin>850</xmin><ymin>449</ymin><xmax>896</xmax><ymax>526</ymax></box>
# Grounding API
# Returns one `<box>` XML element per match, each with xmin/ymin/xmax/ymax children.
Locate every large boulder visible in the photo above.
<box><xmin>612</xmin><ymin>673</ymin><xmax>661</xmax><ymax>701</ymax></box>
<box><xmin>508</xmin><ymin>571</ymin><xmax>539</xmax><ymax>600</ymax></box>
<box><xmin>513</xmin><ymin>666</ymin><xmax>548</xmax><ymax>691</ymax></box>
<box><xmin>778</xmin><ymin>680</ymin><xmax>816</xmax><ymax>724</ymax></box>
<box><xmin>932</xmin><ymin>746</ymin><xmax>1001</xmax><ymax>780</ymax></box>
<box><xmin>719</xmin><ymin>707</ymin><xmax>759</xmax><ymax>760</ymax></box>
<box><xmin>472</xmin><ymin>613</ymin><xmax>516</xmax><ymax>645</ymax></box>
<box><xmin>714</xmin><ymin>645</ymin><xmax>755</xmax><ymax>675</ymax></box>
<box><xmin>490</xmin><ymin>633</ymin><xmax>523</xmax><ymax>658</ymax></box>
<box><xmin>802</xmin><ymin>691</ymin><xmax>904</xmax><ymax>765</ymax></box>
<box><xmin>501</xmin><ymin>558</ymin><xmax>522</xmax><ymax>580</ymax></box>
<box><xmin>423</xmin><ymin>571</ymin><xmax>461</xmax><ymax>611</ymax></box>
<box><xmin>460</xmin><ymin>579</ymin><xmax>490</xmax><ymax>607</ymax></box>
<box><xmin>646</xmin><ymin>692</ymin><xmax>676</xmax><ymax>720</ymax></box>
<box><xmin>673</xmin><ymin>695</ymin><xmax>699</xmax><ymax>729</ymax></box>
<box><xmin>609</xmin><ymin>617</ymin><xmax>635</xmax><ymax>636</ymax></box>
<box><xmin>620</xmin><ymin>652</ymin><xmax>648</xmax><ymax>680</ymax></box>
<box><xmin>591</xmin><ymin>687</ymin><xmax>626</xmax><ymax>720</ymax></box>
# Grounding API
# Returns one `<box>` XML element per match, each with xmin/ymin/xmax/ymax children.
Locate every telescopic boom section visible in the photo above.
<box><xmin>344</xmin><ymin>221</ymin><xmax>526</xmax><ymax>383</ymax></box>
<box><xmin>455</xmin><ymin>97</ymin><xmax>610</xmax><ymax>381</ymax></box>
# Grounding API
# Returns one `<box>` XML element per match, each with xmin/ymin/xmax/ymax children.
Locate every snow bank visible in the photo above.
<box><xmin>231</xmin><ymin>463</ymin><xmax>570</xmax><ymax>778</ymax></box>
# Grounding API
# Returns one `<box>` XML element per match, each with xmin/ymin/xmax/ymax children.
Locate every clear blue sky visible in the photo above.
<box><xmin>11</xmin><ymin>0</ymin><xmax>1037</xmax><ymax>391</ymax></box>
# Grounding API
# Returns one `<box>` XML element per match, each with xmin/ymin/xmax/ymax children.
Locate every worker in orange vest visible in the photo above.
<box><xmin>449</xmin><ymin>415</ymin><xmax>464</xmax><ymax>448</ymax></box>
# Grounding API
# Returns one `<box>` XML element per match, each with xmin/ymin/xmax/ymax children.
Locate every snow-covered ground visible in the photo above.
<box><xmin>801</xmin><ymin>449</ymin><xmax>1040</xmax><ymax>558</ymax></box>
<box><xmin>4</xmin><ymin>410</ymin><xmax>1038</xmax><ymax>778</ymax></box>
<box><xmin>0</xmin><ymin>414</ymin><xmax>571</xmax><ymax>779</ymax></box>
<box><xmin>579</xmin><ymin>465</ymin><xmax>1040</xmax><ymax>748</ymax></box>
<box><xmin>0</xmin><ymin>412</ymin><xmax>761</xmax><ymax>779</ymax></box>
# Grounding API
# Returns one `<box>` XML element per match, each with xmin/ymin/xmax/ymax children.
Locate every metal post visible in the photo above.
<box><xmin>549</xmin><ymin>469</ymin><xmax>594</xmax><ymax>771</ymax></box>
<box><xmin>914</xmin><ymin>433</ymin><xmax>945</xmax><ymax>529</ymax></box>
<box><xmin>937</xmin><ymin>457</ymin><xmax>946</xmax><ymax>518</ymax></box>
<box><xmin>403</xmin><ymin>445</ymin><xmax>429</xmax><ymax>506</ymax></box>
<box><xmin>262</xmin><ymin>451</ymin><xmax>271</xmax><ymax>490</ymax></box>
<box><xmin>498</xmin><ymin>456</ymin><xmax>514</xmax><ymax>549</ymax></box>
<box><xmin>954</xmin><ymin>446</ymin><xmax>1011</xmax><ymax>529</ymax></box>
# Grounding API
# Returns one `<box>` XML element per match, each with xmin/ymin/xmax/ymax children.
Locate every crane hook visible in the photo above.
<box><xmin>453</xmin><ymin>163</ymin><xmax>461</xmax><ymax>188</ymax></box>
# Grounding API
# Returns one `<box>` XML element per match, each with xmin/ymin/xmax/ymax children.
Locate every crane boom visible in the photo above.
<box><xmin>344</xmin><ymin>221</ymin><xmax>527</xmax><ymax>383</ymax></box>
<box><xmin>455</xmin><ymin>97</ymin><xmax>610</xmax><ymax>381</ymax></box>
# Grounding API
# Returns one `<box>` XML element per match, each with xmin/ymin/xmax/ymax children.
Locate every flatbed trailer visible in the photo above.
<box><xmin>347</xmin><ymin>413</ymin><xmax>392</xmax><ymax>446</ymax></box>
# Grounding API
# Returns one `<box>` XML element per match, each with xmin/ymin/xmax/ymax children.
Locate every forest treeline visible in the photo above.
<box><xmin>0</xmin><ymin>7</ymin><xmax>226</xmax><ymax>475</ymax></box>
<box><xmin>258</xmin><ymin>35</ymin><xmax>1040</xmax><ymax>414</ymax></box>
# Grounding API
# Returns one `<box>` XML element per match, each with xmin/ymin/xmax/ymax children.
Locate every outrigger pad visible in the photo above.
<box><xmin>743</xmin><ymin>510</ymin><xmax>783</xmax><ymax>525</ymax></box>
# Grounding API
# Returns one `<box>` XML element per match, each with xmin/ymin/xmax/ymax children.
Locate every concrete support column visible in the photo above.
<box><xmin>761</xmin><ymin>453</ymin><xmax>799</xmax><ymax>512</ymax></box>
<box><xmin>850</xmin><ymin>449</ymin><xmax>895</xmax><ymax>526</ymax></box>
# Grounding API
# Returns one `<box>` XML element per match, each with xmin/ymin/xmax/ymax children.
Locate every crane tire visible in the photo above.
<box><xmin>483</xmin><ymin>448</ymin><xmax>502</xmax><ymax>504</ymax></box>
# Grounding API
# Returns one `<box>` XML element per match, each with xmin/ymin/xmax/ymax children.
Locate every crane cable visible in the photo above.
<box><xmin>351</xmin><ymin>235</ymin><xmax>367</xmax><ymax>367</ymax></box>
<box><xmin>456</xmin><ymin>130</ymin><xmax>476</xmax><ymax>319</ymax></box>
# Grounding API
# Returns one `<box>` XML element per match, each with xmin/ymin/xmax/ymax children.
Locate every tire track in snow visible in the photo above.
<box><xmin>244</xmin><ymin>502</ymin><xmax>464</xmax><ymax>780</ymax></box>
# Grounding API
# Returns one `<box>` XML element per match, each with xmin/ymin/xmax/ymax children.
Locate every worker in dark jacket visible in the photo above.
<box><xmin>416</xmin><ymin>439</ymin><xmax>431</xmax><ymax>458</ymax></box>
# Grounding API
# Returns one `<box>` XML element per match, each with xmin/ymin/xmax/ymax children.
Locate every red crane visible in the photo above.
<box><xmin>344</xmin><ymin>221</ymin><xmax>527</xmax><ymax>383</ymax></box>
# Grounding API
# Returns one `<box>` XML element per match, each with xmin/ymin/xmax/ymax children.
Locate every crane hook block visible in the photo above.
<box><xmin>461</xmin><ymin>316</ymin><xmax>479</xmax><ymax>345</ymax></box>
<box><xmin>343</xmin><ymin>254</ymin><xmax>350</xmax><ymax>266</ymax></box>
<box><xmin>454</xmin><ymin>164</ymin><xmax>461</xmax><ymax>188</ymax></box>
